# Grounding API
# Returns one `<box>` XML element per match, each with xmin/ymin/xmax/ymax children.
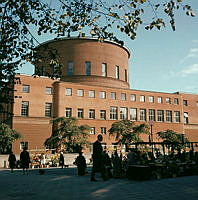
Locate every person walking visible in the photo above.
<box><xmin>59</xmin><ymin>152</ymin><xmax>65</xmax><ymax>168</ymax></box>
<box><xmin>8</xmin><ymin>151</ymin><xmax>16</xmax><ymax>173</ymax></box>
<box><xmin>74</xmin><ymin>151</ymin><xmax>87</xmax><ymax>176</ymax></box>
<box><xmin>90</xmin><ymin>134</ymin><xmax>107</xmax><ymax>181</ymax></box>
<box><xmin>20</xmin><ymin>147</ymin><xmax>30</xmax><ymax>175</ymax></box>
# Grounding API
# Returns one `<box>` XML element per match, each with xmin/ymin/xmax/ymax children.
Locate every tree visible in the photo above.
<box><xmin>157</xmin><ymin>129</ymin><xmax>188</xmax><ymax>151</ymax></box>
<box><xmin>0</xmin><ymin>123</ymin><xmax>21</xmax><ymax>154</ymax></box>
<box><xmin>108</xmin><ymin>120</ymin><xmax>150</xmax><ymax>145</ymax></box>
<box><xmin>0</xmin><ymin>0</ymin><xmax>195</xmax><ymax>112</ymax></box>
<box><xmin>44</xmin><ymin>117</ymin><xmax>91</xmax><ymax>152</ymax></box>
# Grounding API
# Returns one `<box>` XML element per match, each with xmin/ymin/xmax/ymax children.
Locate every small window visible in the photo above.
<box><xmin>174</xmin><ymin>111</ymin><xmax>180</xmax><ymax>123</ymax></box>
<box><xmin>149</xmin><ymin>109</ymin><xmax>155</xmax><ymax>121</ymax></box>
<box><xmin>90</xmin><ymin>127</ymin><xmax>95</xmax><ymax>135</ymax></box>
<box><xmin>149</xmin><ymin>96</ymin><xmax>154</xmax><ymax>103</ymax></box>
<box><xmin>158</xmin><ymin>97</ymin><xmax>163</xmax><ymax>104</ymax></box>
<box><xmin>166</xmin><ymin>110</ymin><xmax>172</xmax><ymax>122</ymax></box>
<box><xmin>110</xmin><ymin>107</ymin><xmax>118</xmax><ymax>120</ymax></box>
<box><xmin>110</xmin><ymin>92</ymin><xmax>116</xmax><ymax>100</ymax></box>
<box><xmin>67</xmin><ymin>61</ymin><xmax>74</xmax><ymax>76</ymax></box>
<box><xmin>65</xmin><ymin>108</ymin><xmax>72</xmax><ymax>118</ymax></box>
<box><xmin>121</xmin><ymin>93</ymin><xmax>126</xmax><ymax>101</ymax></box>
<box><xmin>130</xmin><ymin>94</ymin><xmax>136</xmax><ymax>102</ymax></box>
<box><xmin>22</xmin><ymin>85</ymin><xmax>30</xmax><ymax>93</ymax></box>
<box><xmin>89</xmin><ymin>109</ymin><xmax>95</xmax><ymax>119</ymax></box>
<box><xmin>102</xmin><ymin>63</ymin><xmax>107</xmax><ymax>77</ymax></box>
<box><xmin>120</xmin><ymin>107</ymin><xmax>128</xmax><ymax>120</ymax></box>
<box><xmin>85</xmin><ymin>61</ymin><xmax>91</xmax><ymax>76</ymax></box>
<box><xmin>45</xmin><ymin>87</ymin><xmax>52</xmax><ymax>95</ymax></box>
<box><xmin>21</xmin><ymin>101</ymin><xmax>29</xmax><ymax>116</ymax></box>
<box><xmin>115</xmin><ymin>66</ymin><xmax>119</xmax><ymax>79</ymax></box>
<box><xmin>174</xmin><ymin>98</ymin><xmax>179</xmax><ymax>105</ymax></box>
<box><xmin>183</xmin><ymin>100</ymin><xmax>188</xmax><ymax>106</ymax></box>
<box><xmin>184</xmin><ymin>112</ymin><xmax>189</xmax><ymax>124</ymax></box>
<box><xmin>166</xmin><ymin>97</ymin><xmax>171</xmax><ymax>104</ymax></box>
<box><xmin>99</xmin><ymin>91</ymin><xmax>106</xmax><ymax>99</ymax></box>
<box><xmin>140</xmin><ymin>109</ymin><xmax>146</xmax><ymax>121</ymax></box>
<box><xmin>100</xmin><ymin>110</ymin><xmax>106</xmax><ymax>120</ymax></box>
<box><xmin>20</xmin><ymin>142</ymin><xmax>28</xmax><ymax>150</ymax></box>
<box><xmin>77</xmin><ymin>89</ymin><xmax>84</xmax><ymax>97</ymax></box>
<box><xmin>77</xmin><ymin>109</ymin><xmax>84</xmax><ymax>119</ymax></box>
<box><xmin>65</xmin><ymin>88</ymin><xmax>72</xmax><ymax>96</ymax></box>
<box><xmin>140</xmin><ymin>95</ymin><xmax>145</xmax><ymax>102</ymax></box>
<box><xmin>196</xmin><ymin>101</ymin><xmax>198</xmax><ymax>107</ymax></box>
<box><xmin>45</xmin><ymin>103</ymin><xmax>52</xmax><ymax>117</ymax></box>
<box><xmin>157</xmin><ymin>110</ymin><xmax>164</xmax><ymax>122</ymax></box>
<box><xmin>101</xmin><ymin>127</ymin><xmax>106</xmax><ymax>135</ymax></box>
<box><xmin>125</xmin><ymin>69</ymin><xmax>127</xmax><ymax>82</ymax></box>
<box><xmin>130</xmin><ymin>108</ymin><xmax>137</xmax><ymax>121</ymax></box>
<box><xmin>88</xmin><ymin>90</ymin><xmax>95</xmax><ymax>98</ymax></box>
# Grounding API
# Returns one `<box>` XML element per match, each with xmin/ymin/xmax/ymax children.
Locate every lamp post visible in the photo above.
<box><xmin>149</xmin><ymin>121</ymin><xmax>154</xmax><ymax>156</ymax></box>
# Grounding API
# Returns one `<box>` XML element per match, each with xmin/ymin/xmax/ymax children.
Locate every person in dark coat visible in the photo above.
<box><xmin>20</xmin><ymin>147</ymin><xmax>30</xmax><ymax>175</ymax></box>
<box><xmin>74</xmin><ymin>151</ymin><xmax>87</xmax><ymax>176</ymax></box>
<box><xmin>59</xmin><ymin>152</ymin><xmax>64</xmax><ymax>168</ymax></box>
<box><xmin>90</xmin><ymin>134</ymin><xmax>106</xmax><ymax>181</ymax></box>
<box><xmin>8</xmin><ymin>151</ymin><xmax>16</xmax><ymax>173</ymax></box>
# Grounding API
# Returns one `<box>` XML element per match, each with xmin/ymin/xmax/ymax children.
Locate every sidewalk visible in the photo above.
<box><xmin>0</xmin><ymin>167</ymin><xmax>198</xmax><ymax>200</ymax></box>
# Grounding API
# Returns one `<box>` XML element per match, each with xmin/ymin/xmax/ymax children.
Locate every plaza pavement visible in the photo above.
<box><xmin>0</xmin><ymin>167</ymin><xmax>198</xmax><ymax>200</ymax></box>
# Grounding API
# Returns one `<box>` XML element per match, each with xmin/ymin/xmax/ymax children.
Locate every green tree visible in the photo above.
<box><xmin>109</xmin><ymin>120</ymin><xmax>150</xmax><ymax>145</ymax></box>
<box><xmin>44</xmin><ymin>117</ymin><xmax>91</xmax><ymax>152</ymax></box>
<box><xmin>0</xmin><ymin>0</ymin><xmax>195</xmax><ymax>112</ymax></box>
<box><xmin>157</xmin><ymin>129</ymin><xmax>188</xmax><ymax>151</ymax></box>
<box><xmin>0</xmin><ymin>123</ymin><xmax>21</xmax><ymax>154</ymax></box>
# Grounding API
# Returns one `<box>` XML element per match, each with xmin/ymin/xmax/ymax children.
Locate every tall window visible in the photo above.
<box><xmin>89</xmin><ymin>109</ymin><xmax>95</xmax><ymax>119</ymax></box>
<box><xmin>149</xmin><ymin>109</ymin><xmax>155</xmax><ymax>121</ymax></box>
<box><xmin>67</xmin><ymin>61</ymin><xmax>74</xmax><ymax>76</ymax></box>
<box><xmin>157</xmin><ymin>110</ymin><xmax>164</xmax><ymax>122</ymax></box>
<box><xmin>166</xmin><ymin>97</ymin><xmax>171</xmax><ymax>104</ymax></box>
<box><xmin>149</xmin><ymin>96</ymin><xmax>154</xmax><ymax>103</ymax></box>
<box><xmin>130</xmin><ymin>108</ymin><xmax>137</xmax><ymax>121</ymax></box>
<box><xmin>140</xmin><ymin>95</ymin><xmax>145</xmax><ymax>102</ymax></box>
<box><xmin>45</xmin><ymin>87</ymin><xmax>52</xmax><ymax>95</ymax></box>
<box><xmin>85</xmin><ymin>61</ymin><xmax>91</xmax><ymax>75</ymax></box>
<box><xmin>90</xmin><ymin>127</ymin><xmax>95</xmax><ymax>134</ymax></box>
<box><xmin>101</xmin><ymin>127</ymin><xmax>106</xmax><ymax>134</ymax></box>
<box><xmin>184</xmin><ymin>112</ymin><xmax>189</xmax><ymax>124</ymax></box>
<box><xmin>88</xmin><ymin>90</ymin><xmax>95</xmax><ymax>98</ymax></box>
<box><xmin>77</xmin><ymin>109</ymin><xmax>84</xmax><ymax>119</ymax></box>
<box><xmin>183</xmin><ymin>100</ymin><xmax>188</xmax><ymax>106</ymax></box>
<box><xmin>100</xmin><ymin>110</ymin><xmax>106</xmax><ymax>120</ymax></box>
<box><xmin>115</xmin><ymin>65</ymin><xmax>119</xmax><ymax>79</ymax></box>
<box><xmin>130</xmin><ymin>94</ymin><xmax>136</xmax><ymax>102</ymax></box>
<box><xmin>99</xmin><ymin>91</ymin><xmax>106</xmax><ymax>99</ymax></box>
<box><xmin>140</xmin><ymin>109</ymin><xmax>146</xmax><ymax>121</ymax></box>
<box><xmin>21</xmin><ymin>101</ymin><xmax>29</xmax><ymax>116</ymax></box>
<box><xmin>158</xmin><ymin>97</ymin><xmax>163</xmax><ymax>103</ymax></box>
<box><xmin>22</xmin><ymin>85</ymin><xmax>30</xmax><ymax>93</ymax></box>
<box><xmin>120</xmin><ymin>107</ymin><xmax>128</xmax><ymax>120</ymax></box>
<box><xmin>166</xmin><ymin>110</ymin><xmax>172</xmax><ymax>122</ymax></box>
<box><xmin>174</xmin><ymin>111</ymin><xmax>180</xmax><ymax>123</ymax></box>
<box><xmin>65</xmin><ymin>108</ymin><xmax>72</xmax><ymax>118</ymax></box>
<box><xmin>121</xmin><ymin>93</ymin><xmax>126</xmax><ymax>101</ymax></box>
<box><xmin>125</xmin><ymin>69</ymin><xmax>127</xmax><ymax>81</ymax></box>
<box><xmin>65</xmin><ymin>88</ymin><xmax>72</xmax><ymax>96</ymax></box>
<box><xmin>102</xmin><ymin>63</ymin><xmax>107</xmax><ymax>77</ymax></box>
<box><xmin>110</xmin><ymin>92</ymin><xmax>116</xmax><ymax>100</ymax></box>
<box><xmin>77</xmin><ymin>89</ymin><xmax>84</xmax><ymax>97</ymax></box>
<box><xmin>45</xmin><ymin>103</ymin><xmax>52</xmax><ymax>117</ymax></box>
<box><xmin>174</xmin><ymin>98</ymin><xmax>179</xmax><ymax>105</ymax></box>
<box><xmin>110</xmin><ymin>107</ymin><xmax>118</xmax><ymax>120</ymax></box>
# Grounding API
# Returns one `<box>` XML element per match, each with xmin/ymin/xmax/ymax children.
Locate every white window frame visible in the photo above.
<box><xmin>65</xmin><ymin>88</ymin><xmax>72</xmax><ymax>96</ymax></box>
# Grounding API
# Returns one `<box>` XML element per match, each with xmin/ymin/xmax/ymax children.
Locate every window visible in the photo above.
<box><xmin>110</xmin><ymin>107</ymin><xmax>118</xmax><ymax>120</ymax></box>
<box><xmin>65</xmin><ymin>88</ymin><xmax>72</xmax><ymax>96</ymax></box>
<box><xmin>67</xmin><ymin>61</ymin><xmax>74</xmax><ymax>76</ymax></box>
<box><xmin>140</xmin><ymin>95</ymin><xmax>145</xmax><ymax>102</ymax></box>
<box><xmin>166</xmin><ymin>110</ymin><xmax>172</xmax><ymax>122</ymax></box>
<box><xmin>115</xmin><ymin>65</ymin><xmax>119</xmax><ymax>79</ymax></box>
<box><xmin>21</xmin><ymin>101</ymin><xmax>29</xmax><ymax>116</ymax></box>
<box><xmin>65</xmin><ymin>108</ymin><xmax>72</xmax><ymax>118</ymax></box>
<box><xmin>130</xmin><ymin>94</ymin><xmax>136</xmax><ymax>102</ymax></box>
<box><xmin>184</xmin><ymin>112</ymin><xmax>189</xmax><ymax>124</ymax></box>
<box><xmin>85</xmin><ymin>61</ymin><xmax>91</xmax><ymax>75</ymax></box>
<box><xmin>77</xmin><ymin>109</ymin><xmax>84</xmax><ymax>119</ymax></box>
<box><xmin>77</xmin><ymin>89</ymin><xmax>84</xmax><ymax>97</ymax></box>
<box><xmin>22</xmin><ymin>85</ymin><xmax>30</xmax><ymax>93</ymax></box>
<box><xmin>174</xmin><ymin>111</ymin><xmax>180</xmax><ymax>123</ymax></box>
<box><xmin>100</xmin><ymin>110</ymin><xmax>106</xmax><ymax>120</ymax></box>
<box><xmin>140</xmin><ymin>109</ymin><xmax>146</xmax><ymax>121</ymax></box>
<box><xmin>130</xmin><ymin>108</ymin><xmax>137</xmax><ymax>121</ymax></box>
<box><xmin>183</xmin><ymin>100</ymin><xmax>188</xmax><ymax>106</ymax></box>
<box><xmin>102</xmin><ymin>63</ymin><xmax>107</xmax><ymax>77</ymax></box>
<box><xmin>45</xmin><ymin>103</ymin><xmax>52</xmax><ymax>117</ymax></box>
<box><xmin>174</xmin><ymin>98</ymin><xmax>179</xmax><ymax>105</ymax></box>
<box><xmin>149</xmin><ymin>96</ymin><xmax>154</xmax><ymax>103</ymax></box>
<box><xmin>125</xmin><ymin>69</ymin><xmax>127</xmax><ymax>81</ymax></box>
<box><xmin>88</xmin><ymin>90</ymin><xmax>95</xmax><ymax>98</ymax></box>
<box><xmin>45</xmin><ymin>87</ymin><xmax>52</xmax><ymax>95</ymax></box>
<box><xmin>120</xmin><ymin>107</ymin><xmax>128</xmax><ymax>120</ymax></box>
<box><xmin>89</xmin><ymin>109</ymin><xmax>95</xmax><ymax>119</ymax></box>
<box><xmin>121</xmin><ymin>93</ymin><xmax>126</xmax><ymax>101</ymax></box>
<box><xmin>196</xmin><ymin>101</ymin><xmax>198</xmax><ymax>107</ymax></box>
<box><xmin>20</xmin><ymin>142</ymin><xmax>28</xmax><ymax>150</ymax></box>
<box><xmin>99</xmin><ymin>91</ymin><xmax>106</xmax><ymax>99</ymax></box>
<box><xmin>90</xmin><ymin>127</ymin><xmax>95</xmax><ymax>135</ymax></box>
<box><xmin>157</xmin><ymin>110</ymin><xmax>164</xmax><ymax>122</ymax></box>
<box><xmin>166</xmin><ymin>97</ymin><xmax>171</xmax><ymax>104</ymax></box>
<box><xmin>101</xmin><ymin>127</ymin><xmax>106</xmax><ymax>134</ymax></box>
<box><xmin>149</xmin><ymin>109</ymin><xmax>155</xmax><ymax>121</ymax></box>
<box><xmin>110</xmin><ymin>92</ymin><xmax>116</xmax><ymax>100</ymax></box>
<box><xmin>158</xmin><ymin>97</ymin><xmax>163</xmax><ymax>103</ymax></box>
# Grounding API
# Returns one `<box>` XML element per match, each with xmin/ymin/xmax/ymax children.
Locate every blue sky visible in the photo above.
<box><xmin>17</xmin><ymin>0</ymin><xmax>198</xmax><ymax>94</ymax></box>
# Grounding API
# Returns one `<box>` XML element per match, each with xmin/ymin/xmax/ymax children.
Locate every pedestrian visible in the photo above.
<box><xmin>74</xmin><ymin>151</ymin><xmax>87</xmax><ymax>176</ymax></box>
<box><xmin>90</xmin><ymin>134</ymin><xmax>107</xmax><ymax>181</ymax></box>
<box><xmin>20</xmin><ymin>147</ymin><xmax>30</xmax><ymax>175</ymax></box>
<box><xmin>59</xmin><ymin>152</ymin><xmax>64</xmax><ymax>168</ymax></box>
<box><xmin>8</xmin><ymin>151</ymin><xmax>16</xmax><ymax>173</ymax></box>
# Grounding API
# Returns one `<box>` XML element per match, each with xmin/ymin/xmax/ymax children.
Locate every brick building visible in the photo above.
<box><xmin>1</xmin><ymin>37</ymin><xmax>198</xmax><ymax>153</ymax></box>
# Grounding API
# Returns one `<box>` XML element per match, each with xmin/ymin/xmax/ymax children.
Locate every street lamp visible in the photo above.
<box><xmin>149</xmin><ymin>121</ymin><xmax>155</xmax><ymax>156</ymax></box>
